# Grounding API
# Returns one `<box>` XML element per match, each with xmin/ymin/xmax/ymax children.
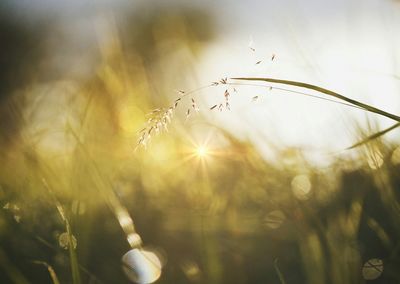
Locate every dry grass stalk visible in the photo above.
<box><xmin>137</xmin><ymin>73</ymin><xmax>400</xmax><ymax>150</ymax></box>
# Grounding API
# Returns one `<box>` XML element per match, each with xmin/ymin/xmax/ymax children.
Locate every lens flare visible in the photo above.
<box><xmin>196</xmin><ymin>146</ymin><xmax>208</xmax><ymax>158</ymax></box>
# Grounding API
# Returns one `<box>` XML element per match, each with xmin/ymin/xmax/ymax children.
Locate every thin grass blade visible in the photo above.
<box><xmin>274</xmin><ymin>258</ymin><xmax>287</xmax><ymax>284</ymax></box>
<box><xmin>231</xmin><ymin>77</ymin><xmax>400</xmax><ymax>122</ymax></box>
<box><xmin>32</xmin><ymin>261</ymin><xmax>61</xmax><ymax>284</ymax></box>
<box><xmin>347</xmin><ymin>122</ymin><xmax>400</xmax><ymax>149</ymax></box>
<box><xmin>42</xmin><ymin>179</ymin><xmax>81</xmax><ymax>284</ymax></box>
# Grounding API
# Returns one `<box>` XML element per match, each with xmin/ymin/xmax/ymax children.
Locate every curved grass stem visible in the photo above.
<box><xmin>231</xmin><ymin>77</ymin><xmax>400</xmax><ymax>122</ymax></box>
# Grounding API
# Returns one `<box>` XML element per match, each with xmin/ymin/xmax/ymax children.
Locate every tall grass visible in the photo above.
<box><xmin>1</xmin><ymin>7</ymin><xmax>400</xmax><ymax>284</ymax></box>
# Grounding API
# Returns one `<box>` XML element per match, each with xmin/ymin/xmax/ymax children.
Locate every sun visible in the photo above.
<box><xmin>195</xmin><ymin>146</ymin><xmax>208</xmax><ymax>158</ymax></box>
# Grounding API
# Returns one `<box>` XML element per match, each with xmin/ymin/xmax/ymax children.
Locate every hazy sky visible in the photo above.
<box><xmin>3</xmin><ymin>0</ymin><xmax>400</xmax><ymax>163</ymax></box>
<box><xmin>196</xmin><ymin>0</ymin><xmax>400</xmax><ymax>162</ymax></box>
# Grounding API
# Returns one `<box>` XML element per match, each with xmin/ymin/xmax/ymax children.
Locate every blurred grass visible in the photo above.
<box><xmin>1</xmin><ymin>2</ymin><xmax>400</xmax><ymax>284</ymax></box>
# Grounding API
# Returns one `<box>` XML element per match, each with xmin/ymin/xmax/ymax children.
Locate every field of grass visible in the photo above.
<box><xmin>1</xmin><ymin>1</ymin><xmax>400</xmax><ymax>284</ymax></box>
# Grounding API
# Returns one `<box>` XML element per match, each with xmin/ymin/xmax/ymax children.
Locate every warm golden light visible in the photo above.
<box><xmin>196</xmin><ymin>146</ymin><xmax>208</xmax><ymax>158</ymax></box>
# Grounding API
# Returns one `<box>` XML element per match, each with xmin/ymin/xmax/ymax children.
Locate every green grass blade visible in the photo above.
<box><xmin>273</xmin><ymin>258</ymin><xmax>287</xmax><ymax>284</ymax></box>
<box><xmin>347</xmin><ymin>122</ymin><xmax>400</xmax><ymax>149</ymax></box>
<box><xmin>42</xmin><ymin>179</ymin><xmax>81</xmax><ymax>284</ymax></box>
<box><xmin>66</xmin><ymin>222</ymin><xmax>81</xmax><ymax>284</ymax></box>
<box><xmin>231</xmin><ymin>77</ymin><xmax>400</xmax><ymax>122</ymax></box>
<box><xmin>32</xmin><ymin>261</ymin><xmax>60</xmax><ymax>284</ymax></box>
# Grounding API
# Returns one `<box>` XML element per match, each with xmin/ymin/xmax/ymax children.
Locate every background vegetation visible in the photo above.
<box><xmin>1</xmin><ymin>1</ymin><xmax>400</xmax><ymax>283</ymax></box>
